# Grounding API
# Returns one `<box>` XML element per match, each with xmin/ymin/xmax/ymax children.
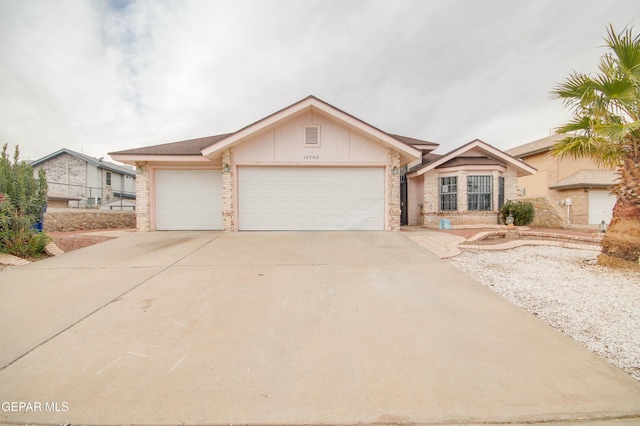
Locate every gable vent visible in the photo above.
<box><xmin>304</xmin><ymin>126</ymin><xmax>320</xmax><ymax>146</ymax></box>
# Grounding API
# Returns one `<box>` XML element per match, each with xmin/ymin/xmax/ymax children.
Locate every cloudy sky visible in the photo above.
<box><xmin>1</xmin><ymin>0</ymin><xmax>638</xmax><ymax>163</ymax></box>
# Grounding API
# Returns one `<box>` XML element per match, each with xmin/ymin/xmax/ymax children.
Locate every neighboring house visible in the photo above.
<box><xmin>506</xmin><ymin>134</ymin><xmax>617</xmax><ymax>226</ymax></box>
<box><xmin>109</xmin><ymin>95</ymin><xmax>534</xmax><ymax>232</ymax></box>
<box><xmin>404</xmin><ymin>140</ymin><xmax>536</xmax><ymax>227</ymax></box>
<box><xmin>31</xmin><ymin>148</ymin><xmax>136</xmax><ymax>209</ymax></box>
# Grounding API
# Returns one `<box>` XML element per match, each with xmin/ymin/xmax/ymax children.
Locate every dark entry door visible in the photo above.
<box><xmin>400</xmin><ymin>175</ymin><xmax>408</xmax><ymax>226</ymax></box>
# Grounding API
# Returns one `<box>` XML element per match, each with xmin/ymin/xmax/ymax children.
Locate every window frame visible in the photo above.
<box><xmin>439</xmin><ymin>175</ymin><xmax>458</xmax><ymax>211</ymax></box>
<box><xmin>105</xmin><ymin>171</ymin><xmax>112</xmax><ymax>186</ymax></box>
<box><xmin>467</xmin><ymin>175</ymin><xmax>493</xmax><ymax>211</ymax></box>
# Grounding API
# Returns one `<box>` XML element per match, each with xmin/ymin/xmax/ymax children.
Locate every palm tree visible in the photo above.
<box><xmin>552</xmin><ymin>25</ymin><xmax>640</xmax><ymax>269</ymax></box>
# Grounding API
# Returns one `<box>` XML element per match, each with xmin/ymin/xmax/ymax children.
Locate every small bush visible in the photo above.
<box><xmin>500</xmin><ymin>200</ymin><xmax>535</xmax><ymax>226</ymax></box>
<box><xmin>0</xmin><ymin>144</ymin><xmax>51</xmax><ymax>258</ymax></box>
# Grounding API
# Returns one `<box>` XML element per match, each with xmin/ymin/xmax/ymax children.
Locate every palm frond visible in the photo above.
<box><xmin>555</xmin><ymin>116</ymin><xmax>592</xmax><ymax>134</ymax></box>
<box><xmin>551</xmin><ymin>72</ymin><xmax>596</xmax><ymax>113</ymax></box>
<box><xmin>606</xmin><ymin>24</ymin><xmax>640</xmax><ymax>84</ymax></box>
<box><xmin>594</xmin><ymin>120</ymin><xmax>640</xmax><ymax>140</ymax></box>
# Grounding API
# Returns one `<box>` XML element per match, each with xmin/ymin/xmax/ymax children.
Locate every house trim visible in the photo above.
<box><xmin>407</xmin><ymin>139</ymin><xmax>536</xmax><ymax>178</ymax></box>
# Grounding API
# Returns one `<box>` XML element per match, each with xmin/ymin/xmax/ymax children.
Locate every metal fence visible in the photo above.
<box><xmin>46</xmin><ymin>181</ymin><xmax>136</xmax><ymax>210</ymax></box>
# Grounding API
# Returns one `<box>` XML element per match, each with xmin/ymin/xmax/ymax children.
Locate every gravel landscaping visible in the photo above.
<box><xmin>447</xmin><ymin>246</ymin><xmax>640</xmax><ymax>381</ymax></box>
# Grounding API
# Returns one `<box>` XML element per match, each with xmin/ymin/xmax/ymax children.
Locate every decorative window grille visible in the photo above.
<box><xmin>467</xmin><ymin>175</ymin><xmax>492</xmax><ymax>211</ymax></box>
<box><xmin>304</xmin><ymin>126</ymin><xmax>320</xmax><ymax>146</ymax></box>
<box><xmin>439</xmin><ymin>176</ymin><xmax>457</xmax><ymax>211</ymax></box>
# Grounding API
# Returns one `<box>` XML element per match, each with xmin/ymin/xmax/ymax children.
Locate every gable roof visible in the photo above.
<box><xmin>111</xmin><ymin>95</ymin><xmax>427</xmax><ymax>165</ymax></box>
<box><xmin>32</xmin><ymin>148</ymin><xmax>135</xmax><ymax>177</ymax></box>
<box><xmin>110</xmin><ymin>134</ymin><xmax>232</xmax><ymax>156</ymax></box>
<box><xmin>506</xmin><ymin>133</ymin><xmax>565</xmax><ymax>158</ymax></box>
<box><xmin>549</xmin><ymin>169</ymin><xmax>617</xmax><ymax>190</ymax></box>
<box><xmin>407</xmin><ymin>139</ymin><xmax>536</xmax><ymax>178</ymax></box>
<box><xmin>199</xmin><ymin>96</ymin><xmax>422</xmax><ymax>163</ymax></box>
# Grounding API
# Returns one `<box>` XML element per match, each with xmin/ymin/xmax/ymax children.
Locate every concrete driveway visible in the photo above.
<box><xmin>1</xmin><ymin>231</ymin><xmax>639</xmax><ymax>425</ymax></box>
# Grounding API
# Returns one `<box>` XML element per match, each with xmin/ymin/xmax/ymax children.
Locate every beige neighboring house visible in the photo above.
<box><xmin>506</xmin><ymin>134</ymin><xmax>617</xmax><ymax>226</ymax></box>
<box><xmin>405</xmin><ymin>140</ymin><xmax>536</xmax><ymax>227</ymax></box>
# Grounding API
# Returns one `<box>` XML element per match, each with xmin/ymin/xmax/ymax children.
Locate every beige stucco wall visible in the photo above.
<box><xmin>233</xmin><ymin>110</ymin><xmax>389</xmax><ymax>164</ymax></box>
<box><xmin>407</xmin><ymin>174</ymin><xmax>424</xmax><ymax>226</ymax></box>
<box><xmin>515</xmin><ymin>150</ymin><xmax>614</xmax><ymax>225</ymax></box>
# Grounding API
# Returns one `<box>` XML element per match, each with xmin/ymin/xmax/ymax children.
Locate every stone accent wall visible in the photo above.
<box><xmin>521</xmin><ymin>197</ymin><xmax>570</xmax><ymax>228</ymax></box>
<box><xmin>135</xmin><ymin>162</ymin><xmax>151</xmax><ymax>231</ymax></box>
<box><xmin>222</xmin><ymin>149</ymin><xmax>234</xmax><ymax>231</ymax></box>
<box><xmin>44</xmin><ymin>209</ymin><xmax>135</xmax><ymax>232</ymax></box>
<box><xmin>504</xmin><ymin>166</ymin><xmax>518</xmax><ymax>201</ymax></box>
<box><xmin>422</xmin><ymin>170</ymin><xmax>439</xmax><ymax>213</ymax></box>
<box><xmin>388</xmin><ymin>149</ymin><xmax>401</xmax><ymax>231</ymax></box>
<box><xmin>457</xmin><ymin>170</ymin><xmax>468</xmax><ymax>211</ymax></box>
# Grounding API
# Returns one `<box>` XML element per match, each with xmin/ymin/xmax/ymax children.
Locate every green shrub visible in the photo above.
<box><xmin>500</xmin><ymin>200</ymin><xmax>535</xmax><ymax>226</ymax></box>
<box><xmin>0</xmin><ymin>144</ymin><xmax>51</xmax><ymax>258</ymax></box>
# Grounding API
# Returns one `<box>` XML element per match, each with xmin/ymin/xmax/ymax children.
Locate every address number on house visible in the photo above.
<box><xmin>303</xmin><ymin>155</ymin><xmax>319</xmax><ymax>160</ymax></box>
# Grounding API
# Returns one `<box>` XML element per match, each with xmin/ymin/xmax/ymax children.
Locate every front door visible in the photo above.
<box><xmin>400</xmin><ymin>174</ymin><xmax>408</xmax><ymax>226</ymax></box>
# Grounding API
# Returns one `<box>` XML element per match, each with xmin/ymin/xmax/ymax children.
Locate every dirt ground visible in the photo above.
<box><xmin>48</xmin><ymin>229</ymin><xmax>123</xmax><ymax>253</ymax></box>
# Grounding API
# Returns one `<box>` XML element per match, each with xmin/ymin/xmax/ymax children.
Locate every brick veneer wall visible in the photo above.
<box><xmin>222</xmin><ymin>149</ymin><xmax>234</xmax><ymax>231</ymax></box>
<box><xmin>388</xmin><ymin>149</ymin><xmax>401</xmax><ymax>231</ymax></box>
<box><xmin>34</xmin><ymin>153</ymin><xmax>86</xmax><ymax>203</ymax></box>
<box><xmin>44</xmin><ymin>209</ymin><xmax>135</xmax><ymax>232</ymax></box>
<box><xmin>421</xmin><ymin>168</ymin><xmax>521</xmax><ymax>228</ymax></box>
<box><xmin>135</xmin><ymin>162</ymin><xmax>150</xmax><ymax>231</ymax></box>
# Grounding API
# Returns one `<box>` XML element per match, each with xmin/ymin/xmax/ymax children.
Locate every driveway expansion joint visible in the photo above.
<box><xmin>0</xmin><ymin>233</ymin><xmax>224</xmax><ymax>372</ymax></box>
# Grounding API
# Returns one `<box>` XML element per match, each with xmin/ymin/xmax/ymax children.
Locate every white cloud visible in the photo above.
<box><xmin>0</xmin><ymin>0</ymin><xmax>638</xmax><ymax>162</ymax></box>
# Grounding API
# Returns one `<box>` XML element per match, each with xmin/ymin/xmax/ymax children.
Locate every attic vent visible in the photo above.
<box><xmin>304</xmin><ymin>126</ymin><xmax>320</xmax><ymax>147</ymax></box>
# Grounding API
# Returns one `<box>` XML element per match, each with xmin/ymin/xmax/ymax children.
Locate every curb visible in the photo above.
<box><xmin>0</xmin><ymin>242</ymin><xmax>65</xmax><ymax>268</ymax></box>
<box><xmin>461</xmin><ymin>239</ymin><xmax>602</xmax><ymax>252</ymax></box>
<box><xmin>0</xmin><ymin>253</ymin><xmax>31</xmax><ymax>266</ymax></box>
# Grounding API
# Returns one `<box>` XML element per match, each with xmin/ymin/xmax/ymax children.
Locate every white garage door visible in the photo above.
<box><xmin>155</xmin><ymin>169</ymin><xmax>222</xmax><ymax>230</ymax></box>
<box><xmin>238</xmin><ymin>167</ymin><xmax>384</xmax><ymax>230</ymax></box>
<box><xmin>589</xmin><ymin>190</ymin><xmax>616</xmax><ymax>225</ymax></box>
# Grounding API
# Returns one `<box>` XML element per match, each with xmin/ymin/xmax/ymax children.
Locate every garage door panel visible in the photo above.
<box><xmin>589</xmin><ymin>190</ymin><xmax>616</xmax><ymax>225</ymax></box>
<box><xmin>238</xmin><ymin>167</ymin><xmax>384</xmax><ymax>231</ymax></box>
<box><xmin>156</xmin><ymin>170</ymin><xmax>222</xmax><ymax>230</ymax></box>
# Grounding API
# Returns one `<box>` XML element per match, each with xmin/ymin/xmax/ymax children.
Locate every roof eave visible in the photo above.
<box><xmin>408</xmin><ymin>139</ymin><xmax>537</xmax><ymax>178</ymax></box>
<box><xmin>109</xmin><ymin>154</ymin><xmax>212</xmax><ymax>165</ymax></box>
<box><xmin>549</xmin><ymin>183</ymin><xmax>612</xmax><ymax>190</ymax></box>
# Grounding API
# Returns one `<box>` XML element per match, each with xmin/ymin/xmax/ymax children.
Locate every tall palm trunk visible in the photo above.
<box><xmin>599</xmin><ymin>154</ymin><xmax>640</xmax><ymax>268</ymax></box>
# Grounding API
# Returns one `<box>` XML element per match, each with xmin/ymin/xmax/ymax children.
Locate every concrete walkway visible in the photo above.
<box><xmin>1</xmin><ymin>231</ymin><xmax>639</xmax><ymax>425</ymax></box>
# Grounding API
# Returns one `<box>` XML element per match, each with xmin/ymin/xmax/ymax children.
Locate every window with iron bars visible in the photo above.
<box><xmin>439</xmin><ymin>176</ymin><xmax>457</xmax><ymax>211</ymax></box>
<box><xmin>467</xmin><ymin>175</ymin><xmax>492</xmax><ymax>210</ymax></box>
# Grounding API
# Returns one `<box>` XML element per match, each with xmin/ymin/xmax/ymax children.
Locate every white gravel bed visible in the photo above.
<box><xmin>447</xmin><ymin>246</ymin><xmax>640</xmax><ymax>381</ymax></box>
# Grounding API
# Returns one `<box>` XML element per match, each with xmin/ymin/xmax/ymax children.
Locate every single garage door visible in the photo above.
<box><xmin>589</xmin><ymin>190</ymin><xmax>616</xmax><ymax>225</ymax></box>
<box><xmin>155</xmin><ymin>169</ymin><xmax>222</xmax><ymax>230</ymax></box>
<box><xmin>238</xmin><ymin>167</ymin><xmax>384</xmax><ymax>230</ymax></box>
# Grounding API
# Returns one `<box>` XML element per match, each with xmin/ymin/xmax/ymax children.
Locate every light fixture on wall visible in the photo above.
<box><xmin>392</xmin><ymin>167</ymin><xmax>399</xmax><ymax>175</ymax></box>
<box><xmin>599</xmin><ymin>220</ymin><xmax>607</xmax><ymax>233</ymax></box>
<box><xmin>223</xmin><ymin>164</ymin><xmax>230</xmax><ymax>173</ymax></box>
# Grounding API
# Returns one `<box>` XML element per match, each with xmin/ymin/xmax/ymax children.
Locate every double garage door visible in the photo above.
<box><xmin>155</xmin><ymin>167</ymin><xmax>384</xmax><ymax>231</ymax></box>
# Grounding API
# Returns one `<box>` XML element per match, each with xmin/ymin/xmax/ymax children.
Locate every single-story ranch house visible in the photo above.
<box><xmin>110</xmin><ymin>96</ymin><xmax>535</xmax><ymax>231</ymax></box>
